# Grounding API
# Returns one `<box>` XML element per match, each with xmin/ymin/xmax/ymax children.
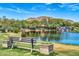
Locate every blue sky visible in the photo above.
<box><xmin>0</xmin><ymin>3</ymin><xmax>79</xmax><ymax>21</ymax></box>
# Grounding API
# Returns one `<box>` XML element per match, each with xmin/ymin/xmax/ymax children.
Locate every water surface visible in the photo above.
<box><xmin>26</xmin><ymin>32</ymin><xmax>79</xmax><ymax>45</ymax></box>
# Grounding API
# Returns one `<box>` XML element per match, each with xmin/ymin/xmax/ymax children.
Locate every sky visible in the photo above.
<box><xmin>0</xmin><ymin>3</ymin><xmax>79</xmax><ymax>21</ymax></box>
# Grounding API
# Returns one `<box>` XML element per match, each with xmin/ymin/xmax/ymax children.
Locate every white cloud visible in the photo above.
<box><xmin>58</xmin><ymin>3</ymin><xmax>69</xmax><ymax>8</ymax></box>
<box><xmin>59</xmin><ymin>3</ymin><xmax>79</xmax><ymax>11</ymax></box>
<box><xmin>7</xmin><ymin>8</ymin><xmax>21</xmax><ymax>13</ymax></box>
<box><xmin>46</xmin><ymin>8</ymin><xmax>56</xmax><ymax>11</ymax></box>
<box><xmin>47</xmin><ymin>8</ymin><xmax>51</xmax><ymax>11</ymax></box>
<box><xmin>31</xmin><ymin>5</ymin><xmax>56</xmax><ymax>12</ymax></box>
<box><xmin>31</xmin><ymin>5</ymin><xmax>45</xmax><ymax>11</ymax></box>
<box><xmin>7</xmin><ymin>8</ymin><xmax>33</xmax><ymax>14</ymax></box>
<box><xmin>5</xmin><ymin>4</ymin><xmax>33</xmax><ymax>14</ymax></box>
<box><xmin>68</xmin><ymin>4</ymin><xmax>79</xmax><ymax>11</ymax></box>
<box><xmin>31</xmin><ymin>7</ymin><xmax>36</xmax><ymax>10</ymax></box>
<box><xmin>58</xmin><ymin>4</ymin><xmax>66</xmax><ymax>8</ymax></box>
<box><xmin>45</xmin><ymin>3</ymin><xmax>52</xmax><ymax>5</ymax></box>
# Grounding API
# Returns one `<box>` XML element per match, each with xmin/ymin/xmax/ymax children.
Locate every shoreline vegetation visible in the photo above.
<box><xmin>0</xmin><ymin>16</ymin><xmax>79</xmax><ymax>33</ymax></box>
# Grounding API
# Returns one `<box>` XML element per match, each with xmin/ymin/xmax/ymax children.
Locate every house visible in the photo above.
<box><xmin>57</xmin><ymin>26</ymin><xmax>71</xmax><ymax>32</ymax></box>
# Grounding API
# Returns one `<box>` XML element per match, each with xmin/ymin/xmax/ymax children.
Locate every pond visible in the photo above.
<box><xmin>26</xmin><ymin>32</ymin><xmax>79</xmax><ymax>45</ymax></box>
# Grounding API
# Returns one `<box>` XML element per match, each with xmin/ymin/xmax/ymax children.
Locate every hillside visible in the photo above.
<box><xmin>0</xmin><ymin>16</ymin><xmax>79</xmax><ymax>33</ymax></box>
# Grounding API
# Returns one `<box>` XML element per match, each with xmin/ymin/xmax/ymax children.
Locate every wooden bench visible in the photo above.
<box><xmin>2</xmin><ymin>37</ymin><xmax>54</xmax><ymax>54</ymax></box>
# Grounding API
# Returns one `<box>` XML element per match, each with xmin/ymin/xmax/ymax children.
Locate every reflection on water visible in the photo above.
<box><xmin>25</xmin><ymin>32</ymin><xmax>79</xmax><ymax>45</ymax></box>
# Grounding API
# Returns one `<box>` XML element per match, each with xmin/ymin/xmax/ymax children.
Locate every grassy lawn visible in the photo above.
<box><xmin>0</xmin><ymin>33</ymin><xmax>79</xmax><ymax>56</ymax></box>
<box><xmin>0</xmin><ymin>47</ymin><xmax>31</xmax><ymax>56</ymax></box>
<box><xmin>0</xmin><ymin>43</ymin><xmax>79</xmax><ymax>56</ymax></box>
<box><xmin>0</xmin><ymin>43</ymin><xmax>53</xmax><ymax>56</ymax></box>
<box><xmin>0</xmin><ymin>32</ymin><xmax>20</xmax><ymax>41</ymax></box>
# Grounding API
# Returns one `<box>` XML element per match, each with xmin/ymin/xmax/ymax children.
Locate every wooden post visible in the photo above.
<box><xmin>7</xmin><ymin>38</ymin><xmax>14</xmax><ymax>49</ymax></box>
<box><xmin>31</xmin><ymin>38</ymin><xmax>34</xmax><ymax>53</ymax></box>
<box><xmin>19</xmin><ymin>31</ymin><xmax>22</xmax><ymax>41</ymax></box>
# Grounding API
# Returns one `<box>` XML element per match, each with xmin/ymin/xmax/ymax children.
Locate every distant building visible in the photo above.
<box><xmin>57</xmin><ymin>26</ymin><xmax>71</xmax><ymax>32</ymax></box>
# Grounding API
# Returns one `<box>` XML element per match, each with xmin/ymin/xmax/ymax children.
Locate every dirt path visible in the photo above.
<box><xmin>54</xmin><ymin>43</ymin><xmax>79</xmax><ymax>52</ymax></box>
